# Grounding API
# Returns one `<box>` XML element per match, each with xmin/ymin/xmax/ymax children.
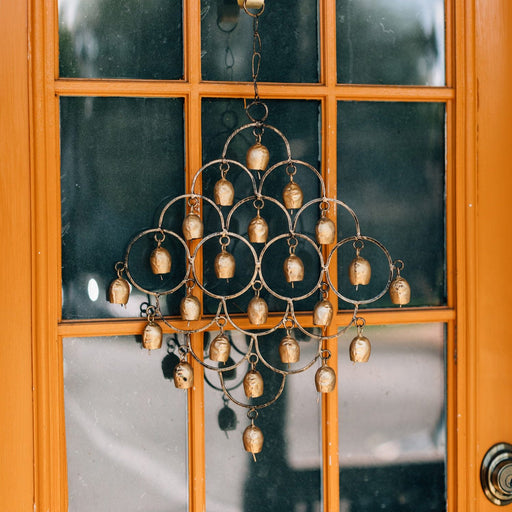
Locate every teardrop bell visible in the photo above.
<box><xmin>313</xmin><ymin>299</ymin><xmax>333</xmax><ymax>327</ymax></box>
<box><xmin>214</xmin><ymin>177</ymin><xmax>235</xmax><ymax>206</ymax></box>
<box><xmin>180</xmin><ymin>294</ymin><xmax>201</xmax><ymax>322</ymax></box>
<box><xmin>248</xmin><ymin>213</ymin><xmax>268</xmax><ymax>243</ymax></box>
<box><xmin>247</xmin><ymin>296</ymin><xmax>268</xmax><ymax>325</ymax></box>
<box><xmin>282</xmin><ymin>180</ymin><xmax>303</xmax><ymax>209</ymax></box>
<box><xmin>283</xmin><ymin>254</ymin><xmax>304</xmax><ymax>285</ymax></box>
<box><xmin>315</xmin><ymin>216</ymin><xmax>336</xmax><ymax>245</ymax></box>
<box><xmin>243</xmin><ymin>369</ymin><xmax>264</xmax><ymax>398</ymax></box>
<box><xmin>246</xmin><ymin>142</ymin><xmax>269</xmax><ymax>171</ymax></box>
<box><xmin>215</xmin><ymin>248</ymin><xmax>236</xmax><ymax>279</ymax></box>
<box><xmin>108</xmin><ymin>277</ymin><xmax>130</xmax><ymax>305</ymax></box>
<box><xmin>348</xmin><ymin>255</ymin><xmax>371</xmax><ymax>287</ymax></box>
<box><xmin>243</xmin><ymin>424</ymin><xmax>264</xmax><ymax>459</ymax></box>
<box><xmin>173</xmin><ymin>361</ymin><xmax>194</xmax><ymax>389</ymax></box>
<box><xmin>315</xmin><ymin>365</ymin><xmax>336</xmax><ymax>393</ymax></box>
<box><xmin>150</xmin><ymin>246</ymin><xmax>171</xmax><ymax>275</ymax></box>
<box><xmin>142</xmin><ymin>321</ymin><xmax>163</xmax><ymax>350</ymax></box>
<box><xmin>389</xmin><ymin>276</ymin><xmax>411</xmax><ymax>306</ymax></box>
<box><xmin>209</xmin><ymin>333</ymin><xmax>231</xmax><ymax>363</ymax></box>
<box><xmin>349</xmin><ymin>334</ymin><xmax>371</xmax><ymax>363</ymax></box>
<box><xmin>182</xmin><ymin>213</ymin><xmax>203</xmax><ymax>241</ymax></box>
<box><xmin>279</xmin><ymin>334</ymin><xmax>300</xmax><ymax>364</ymax></box>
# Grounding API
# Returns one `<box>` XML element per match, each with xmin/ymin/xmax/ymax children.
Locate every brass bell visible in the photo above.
<box><xmin>246</xmin><ymin>142</ymin><xmax>270</xmax><ymax>171</ymax></box>
<box><xmin>313</xmin><ymin>299</ymin><xmax>333</xmax><ymax>327</ymax></box>
<box><xmin>315</xmin><ymin>365</ymin><xmax>336</xmax><ymax>393</ymax></box>
<box><xmin>389</xmin><ymin>276</ymin><xmax>411</xmax><ymax>306</ymax></box>
<box><xmin>348</xmin><ymin>255</ymin><xmax>371</xmax><ymax>287</ymax></box>
<box><xmin>209</xmin><ymin>333</ymin><xmax>231</xmax><ymax>363</ymax></box>
<box><xmin>283</xmin><ymin>254</ymin><xmax>304</xmax><ymax>285</ymax></box>
<box><xmin>215</xmin><ymin>249</ymin><xmax>236</xmax><ymax>279</ymax></box>
<box><xmin>243</xmin><ymin>424</ymin><xmax>264</xmax><ymax>459</ymax></box>
<box><xmin>350</xmin><ymin>334</ymin><xmax>371</xmax><ymax>363</ymax></box>
<box><xmin>282</xmin><ymin>180</ymin><xmax>303</xmax><ymax>209</ymax></box>
<box><xmin>142</xmin><ymin>321</ymin><xmax>163</xmax><ymax>350</ymax></box>
<box><xmin>150</xmin><ymin>246</ymin><xmax>171</xmax><ymax>275</ymax></box>
<box><xmin>214</xmin><ymin>177</ymin><xmax>235</xmax><ymax>206</ymax></box>
<box><xmin>182</xmin><ymin>213</ymin><xmax>203</xmax><ymax>241</ymax></box>
<box><xmin>237</xmin><ymin>0</ymin><xmax>265</xmax><ymax>9</ymax></box>
<box><xmin>315</xmin><ymin>217</ymin><xmax>336</xmax><ymax>245</ymax></box>
<box><xmin>248</xmin><ymin>213</ymin><xmax>268</xmax><ymax>243</ymax></box>
<box><xmin>247</xmin><ymin>296</ymin><xmax>268</xmax><ymax>325</ymax></box>
<box><xmin>108</xmin><ymin>277</ymin><xmax>130</xmax><ymax>305</ymax></box>
<box><xmin>279</xmin><ymin>334</ymin><xmax>300</xmax><ymax>364</ymax></box>
<box><xmin>173</xmin><ymin>361</ymin><xmax>194</xmax><ymax>389</ymax></box>
<box><xmin>243</xmin><ymin>369</ymin><xmax>264</xmax><ymax>398</ymax></box>
<box><xmin>180</xmin><ymin>294</ymin><xmax>201</xmax><ymax>322</ymax></box>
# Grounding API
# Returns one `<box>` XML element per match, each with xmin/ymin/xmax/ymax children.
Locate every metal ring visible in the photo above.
<box><xmin>248</xmin><ymin>353</ymin><xmax>259</xmax><ymax>365</ymax></box>
<box><xmin>355</xmin><ymin>317</ymin><xmax>366</xmax><ymax>328</ymax></box>
<box><xmin>154</xmin><ymin>231</ymin><xmax>166</xmax><ymax>243</ymax></box>
<box><xmin>252</xmin><ymin>198</ymin><xmax>264</xmax><ymax>210</ymax></box>
<box><xmin>252</xmin><ymin>280</ymin><xmax>263</xmax><ymax>292</ymax></box>
<box><xmin>320</xmin><ymin>348</ymin><xmax>331</xmax><ymax>360</ymax></box>
<box><xmin>245</xmin><ymin>100</ymin><xmax>269</xmax><ymax>123</ymax></box>
<box><xmin>393</xmin><ymin>259</ymin><xmax>405</xmax><ymax>271</ymax></box>
<box><xmin>219</xmin><ymin>161</ymin><xmax>230</xmax><ymax>173</ymax></box>
<box><xmin>219</xmin><ymin>234</ymin><xmax>231</xmax><ymax>247</ymax></box>
<box><xmin>247</xmin><ymin>408</ymin><xmax>259</xmax><ymax>420</ymax></box>
<box><xmin>353</xmin><ymin>239</ymin><xmax>365</xmax><ymax>251</ymax></box>
<box><xmin>286</xmin><ymin>163</ymin><xmax>297</xmax><ymax>176</ymax></box>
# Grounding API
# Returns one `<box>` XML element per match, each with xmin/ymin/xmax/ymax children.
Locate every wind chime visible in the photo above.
<box><xmin>107</xmin><ymin>0</ymin><xmax>410</xmax><ymax>460</ymax></box>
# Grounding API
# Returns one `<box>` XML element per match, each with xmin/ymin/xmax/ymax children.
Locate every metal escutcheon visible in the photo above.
<box><xmin>481</xmin><ymin>442</ymin><xmax>512</xmax><ymax>505</ymax></box>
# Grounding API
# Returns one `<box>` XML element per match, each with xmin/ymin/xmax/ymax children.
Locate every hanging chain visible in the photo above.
<box><xmin>251</xmin><ymin>14</ymin><xmax>262</xmax><ymax>102</ymax></box>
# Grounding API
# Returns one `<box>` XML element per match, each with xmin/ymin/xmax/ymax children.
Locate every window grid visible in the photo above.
<box><xmin>44</xmin><ymin>0</ymin><xmax>457</xmax><ymax>511</ymax></box>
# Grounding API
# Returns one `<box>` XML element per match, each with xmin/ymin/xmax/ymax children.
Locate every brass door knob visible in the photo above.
<box><xmin>481</xmin><ymin>443</ymin><xmax>512</xmax><ymax>505</ymax></box>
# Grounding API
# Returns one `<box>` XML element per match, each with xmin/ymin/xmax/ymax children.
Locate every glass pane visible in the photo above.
<box><xmin>59</xmin><ymin>0</ymin><xmax>183</xmax><ymax>79</ymax></box>
<box><xmin>201</xmin><ymin>0</ymin><xmax>319</xmax><ymax>83</ymax></box>
<box><xmin>338</xmin><ymin>324</ymin><xmax>446</xmax><ymax>511</ymax></box>
<box><xmin>64</xmin><ymin>335</ymin><xmax>188</xmax><ymax>511</ymax></box>
<box><xmin>205</xmin><ymin>330</ymin><xmax>322</xmax><ymax>511</ymax></box>
<box><xmin>201</xmin><ymin>99</ymin><xmax>321</xmax><ymax>315</ymax></box>
<box><xmin>61</xmin><ymin>97</ymin><xmax>185</xmax><ymax>319</ymax></box>
<box><xmin>337</xmin><ymin>102</ymin><xmax>445</xmax><ymax>308</ymax></box>
<box><xmin>337</xmin><ymin>0</ymin><xmax>445</xmax><ymax>85</ymax></box>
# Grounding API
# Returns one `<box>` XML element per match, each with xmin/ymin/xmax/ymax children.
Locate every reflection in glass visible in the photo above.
<box><xmin>60</xmin><ymin>97</ymin><xmax>185</xmax><ymax>319</ymax></box>
<box><xmin>64</xmin><ymin>336</ymin><xmax>187</xmax><ymax>511</ymax></box>
<box><xmin>204</xmin><ymin>330</ymin><xmax>322</xmax><ymax>511</ymax></box>
<box><xmin>201</xmin><ymin>0</ymin><xmax>318</xmax><ymax>83</ymax></box>
<box><xmin>338</xmin><ymin>324</ymin><xmax>446</xmax><ymax>511</ymax></box>
<box><xmin>58</xmin><ymin>0</ymin><xmax>183</xmax><ymax>79</ymax></box>
<box><xmin>201</xmin><ymin>99</ymin><xmax>321</xmax><ymax>315</ymax></box>
<box><xmin>337</xmin><ymin>0</ymin><xmax>445</xmax><ymax>85</ymax></box>
<box><xmin>337</xmin><ymin>102</ymin><xmax>446</xmax><ymax>308</ymax></box>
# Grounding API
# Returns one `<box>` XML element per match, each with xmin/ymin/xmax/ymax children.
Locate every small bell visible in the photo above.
<box><xmin>214</xmin><ymin>177</ymin><xmax>235</xmax><ymax>206</ymax></box>
<box><xmin>150</xmin><ymin>246</ymin><xmax>172</xmax><ymax>275</ymax></box>
<box><xmin>283</xmin><ymin>254</ymin><xmax>304</xmax><ymax>285</ymax></box>
<box><xmin>182</xmin><ymin>213</ymin><xmax>203</xmax><ymax>241</ymax></box>
<box><xmin>243</xmin><ymin>424</ymin><xmax>264</xmax><ymax>459</ymax></box>
<box><xmin>108</xmin><ymin>277</ymin><xmax>130</xmax><ymax>305</ymax></box>
<box><xmin>348</xmin><ymin>255</ymin><xmax>371</xmax><ymax>287</ymax></box>
<box><xmin>247</xmin><ymin>296</ymin><xmax>268</xmax><ymax>325</ymax></box>
<box><xmin>389</xmin><ymin>276</ymin><xmax>411</xmax><ymax>306</ymax></box>
<box><xmin>215</xmin><ymin>249</ymin><xmax>236</xmax><ymax>279</ymax></box>
<box><xmin>315</xmin><ymin>217</ymin><xmax>336</xmax><ymax>245</ymax></box>
<box><xmin>246</xmin><ymin>142</ymin><xmax>270</xmax><ymax>171</ymax></box>
<box><xmin>142</xmin><ymin>321</ymin><xmax>163</xmax><ymax>350</ymax></box>
<box><xmin>237</xmin><ymin>0</ymin><xmax>265</xmax><ymax>9</ymax></box>
<box><xmin>243</xmin><ymin>369</ymin><xmax>264</xmax><ymax>398</ymax></box>
<box><xmin>282</xmin><ymin>180</ymin><xmax>303</xmax><ymax>209</ymax></box>
<box><xmin>248</xmin><ymin>213</ymin><xmax>268</xmax><ymax>243</ymax></box>
<box><xmin>218</xmin><ymin>405</ymin><xmax>237</xmax><ymax>432</ymax></box>
<box><xmin>350</xmin><ymin>334</ymin><xmax>371</xmax><ymax>363</ymax></box>
<box><xmin>180</xmin><ymin>294</ymin><xmax>201</xmax><ymax>322</ymax></box>
<box><xmin>313</xmin><ymin>299</ymin><xmax>333</xmax><ymax>327</ymax></box>
<box><xmin>209</xmin><ymin>333</ymin><xmax>231</xmax><ymax>363</ymax></box>
<box><xmin>315</xmin><ymin>365</ymin><xmax>336</xmax><ymax>393</ymax></box>
<box><xmin>279</xmin><ymin>334</ymin><xmax>300</xmax><ymax>364</ymax></box>
<box><xmin>173</xmin><ymin>361</ymin><xmax>194</xmax><ymax>389</ymax></box>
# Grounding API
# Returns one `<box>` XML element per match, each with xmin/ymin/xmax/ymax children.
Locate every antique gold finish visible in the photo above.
<box><xmin>182</xmin><ymin>213</ymin><xmax>203</xmax><ymax>241</ymax></box>
<box><xmin>142</xmin><ymin>321</ymin><xmax>163</xmax><ymax>351</ymax></box>
<box><xmin>243</xmin><ymin>424</ymin><xmax>264</xmax><ymax>459</ymax></box>
<box><xmin>215</xmin><ymin>248</ymin><xmax>236</xmax><ymax>279</ymax></box>
<box><xmin>248</xmin><ymin>213</ymin><xmax>268</xmax><ymax>243</ymax></box>
<box><xmin>247</xmin><ymin>295</ymin><xmax>268</xmax><ymax>325</ymax></box>
<box><xmin>237</xmin><ymin>0</ymin><xmax>265</xmax><ymax>9</ymax></box>
<box><xmin>150</xmin><ymin>246</ymin><xmax>171</xmax><ymax>275</ymax></box>
<box><xmin>350</xmin><ymin>334</ymin><xmax>371</xmax><ymax>363</ymax></box>
<box><xmin>214</xmin><ymin>177</ymin><xmax>235</xmax><ymax>206</ymax></box>
<box><xmin>282</xmin><ymin>180</ymin><xmax>303</xmax><ymax>209</ymax></box>
<box><xmin>315</xmin><ymin>365</ymin><xmax>336</xmax><ymax>393</ymax></box>
<box><xmin>180</xmin><ymin>294</ymin><xmax>201</xmax><ymax>322</ymax></box>
<box><xmin>209</xmin><ymin>333</ymin><xmax>231</xmax><ymax>363</ymax></box>
<box><xmin>174</xmin><ymin>361</ymin><xmax>194</xmax><ymax>389</ymax></box>
<box><xmin>244</xmin><ymin>369</ymin><xmax>264</xmax><ymax>398</ymax></box>
<box><xmin>313</xmin><ymin>299</ymin><xmax>333</xmax><ymax>327</ymax></box>
<box><xmin>389</xmin><ymin>276</ymin><xmax>411</xmax><ymax>305</ymax></box>
<box><xmin>283</xmin><ymin>253</ymin><xmax>304</xmax><ymax>285</ymax></box>
<box><xmin>315</xmin><ymin>216</ymin><xmax>336</xmax><ymax>245</ymax></box>
<box><xmin>108</xmin><ymin>277</ymin><xmax>130</xmax><ymax>305</ymax></box>
<box><xmin>246</xmin><ymin>142</ymin><xmax>269</xmax><ymax>171</ymax></box>
<box><xmin>348</xmin><ymin>255</ymin><xmax>371</xmax><ymax>287</ymax></box>
<box><xmin>279</xmin><ymin>334</ymin><xmax>300</xmax><ymax>364</ymax></box>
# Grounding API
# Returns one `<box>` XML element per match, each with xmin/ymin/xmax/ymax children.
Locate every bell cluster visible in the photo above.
<box><xmin>107</xmin><ymin>114</ymin><xmax>410</xmax><ymax>458</ymax></box>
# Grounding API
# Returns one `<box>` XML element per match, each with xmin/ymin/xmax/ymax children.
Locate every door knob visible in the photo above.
<box><xmin>481</xmin><ymin>443</ymin><xmax>512</xmax><ymax>505</ymax></box>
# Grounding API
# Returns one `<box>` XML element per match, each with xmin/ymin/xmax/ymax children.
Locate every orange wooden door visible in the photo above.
<box><xmin>1</xmin><ymin>1</ymin><xmax>512</xmax><ymax>511</ymax></box>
